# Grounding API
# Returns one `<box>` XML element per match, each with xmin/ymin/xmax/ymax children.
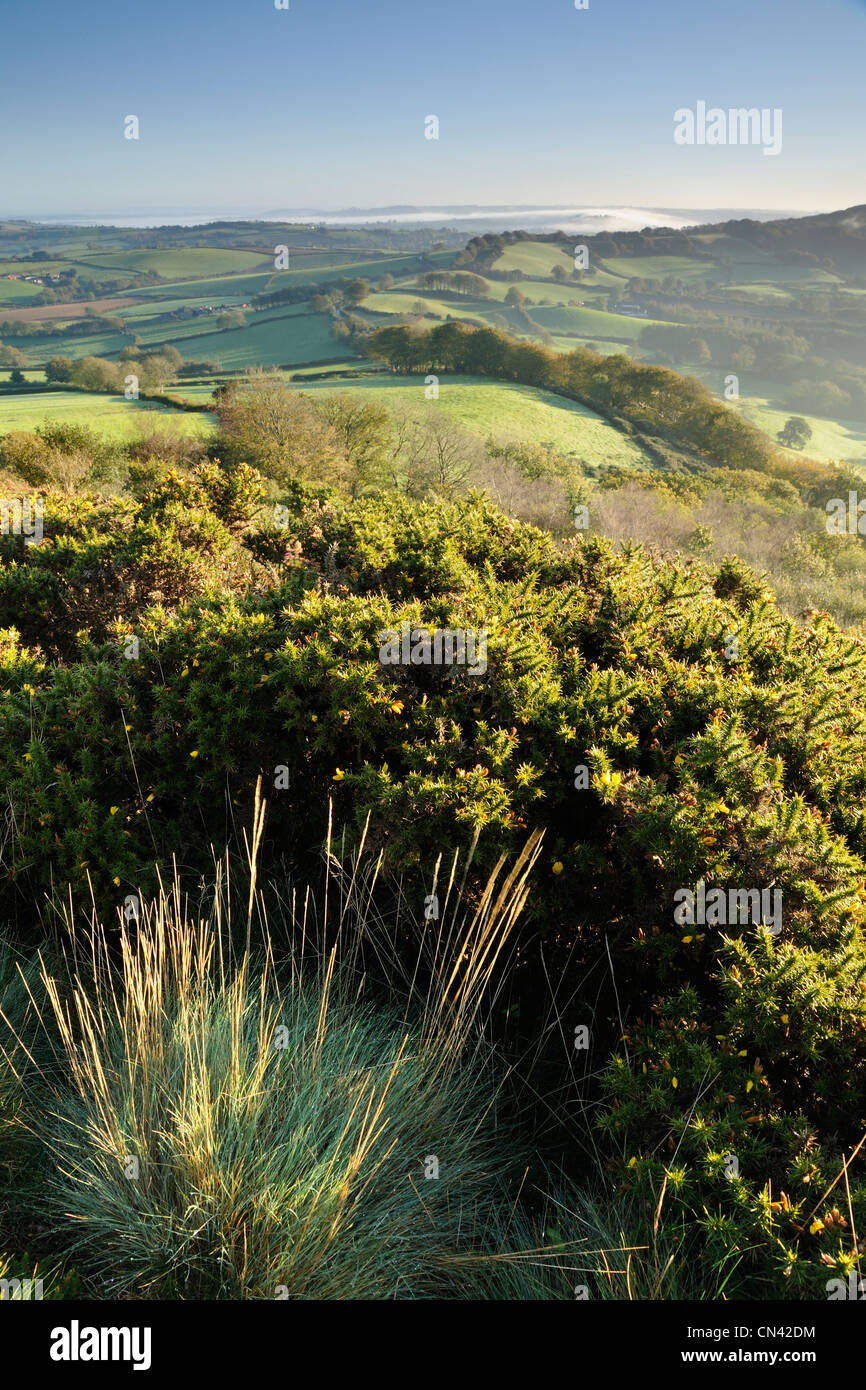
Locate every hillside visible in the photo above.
<box><xmin>3</xmin><ymin>212</ymin><xmax>866</xmax><ymax>1308</ymax></box>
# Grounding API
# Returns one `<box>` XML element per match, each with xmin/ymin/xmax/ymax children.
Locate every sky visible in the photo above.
<box><xmin>1</xmin><ymin>0</ymin><xmax>864</xmax><ymax>218</ymax></box>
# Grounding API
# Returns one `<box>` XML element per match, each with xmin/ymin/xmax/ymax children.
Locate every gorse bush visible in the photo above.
<box><xmin>2</xmin><ymin>460</ymin><xmax>866</xmax><ymax>1296</ymax></box>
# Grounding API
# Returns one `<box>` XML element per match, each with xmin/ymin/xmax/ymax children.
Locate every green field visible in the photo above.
<box><xmin>722</xmin><ymin>283</ymin><xmax>794</xmax><ymax>303</ymax></box>
<box><xmin>167</xmin><ymin>384</ymin><xmax>222</xmax><ymax>405</ymax></box>
<box><xmin>494</xmin><ymin>242</ymin><xmax>575</xmax><ymax>277</ymax></box>
<box><xmin>548</xmin><ymin>336</ymin><xmax>626</xmax><ymax>357</ymax></box>
<box><xmin>494</xmin><ymin>241</ymin><xmax>622</xmax><ymax>286</ymax></box>
<box><xmin>601</xmin><ymin>254</ymin><xmax>724</xmax><ymax>285</ymax></box>
<box><xmin>0</xmin><ymin>390</ymin><xmax>216</xmax><ymax>440</ymax></box>
<box><xmin>247</xmin><ymin>250</ymin><xmax>453</xmax><ymax>293</ymax></box>
<box><xmin>2</xmin><ymin>218</ymin><xmax>863</xmax><ymax>483</ymax></box>
<box><xmin>362</xmin><ymin>282</ymin><xmax>651</xmax><ymax>340</ymax></box>
<box><xmin>125</xmin><ymin>254</ymin><xmax>451</xmax><ymax>308</ymax></box>
<box><xmin>159</xmin><ymin>311</ymin><xmax>341</xmax><ymax>369</ymax></box>
<box><xmin>475</xmin><ymin>278</ymin><xmax>600</xmax><ymax>305</ymax></box>
<box><xmin>294</xmin><ymin>373</ymin><xmax>654</xmax><ymax>466</ymax></box>
<box><xmin>0</xmin><ymin>260</ymin><xmax>71</xmax><ymax>275</ymax></box>
<box><xmin>78</xmin><ymin>248</ymin><xmax>270</xmax><ymax>278</ymax></box>
<box><xmin>735</xmin><ymin>396</ymin><xmax>866</xmax><ymax>464</ymax></box>
<box><xmin>289</xmin><ymin>359</ymin><xmax>381</xmax><ymax>379</ymax></box>
<box><xmin>362</xmin><ymin>290</ymin><xmax>486</xmax><ymax>321</ymax></box>
<box><xmin>7</xmin><ymin>328</ymin><xmax>131</xmax><ymax>360</ymax></box>
<box><xmin>123</xmin><ymin>300</ymin><xmax>311</xmax><ymax>350</ymax></box>
<box><xmin>0</xmin><ymin>369</ymin><xmax>46</xmax><ymax>383</ymax></box>
<box><xmin>0</xmin><ymin>279</ymin><xmax>45</xmax><ymax>302</ymax></box>
<box><xmin>125</xmin><ymin>271</ymin><xmax>277</xmax><ymax>302</ymax></box>
<box><xmin>676</xmin><ymin>364</ymin><xmax>866</xmax><ymax>464</ymax></box>
<box><xmin>531</xmin><ymin>304</ymin><xmax>666</xmax><ymax>340</ymax></box>
<box><xmin>3</xmin><ymin>303</ymin><xmax>335</xmax><ymax>369</ymax></box>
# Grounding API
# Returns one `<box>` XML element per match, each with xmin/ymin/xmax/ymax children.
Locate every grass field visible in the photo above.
<box><xmin>294</xmin><ymin>373</ymin><xmax>654</xmax><ymax>466</ymax></box>
<box><xmin>0</xmin><ymin>260</ymin><xmax>171</xmax><ymax>284</ymax></box>
<box><xmin>677</xmin><ymin>364</ymin><xmax>866</xmax><ymax>464</ymax></box>
<box><xmin>476</xmin><ymin>278</ymin><xmax>600</xmax><ymax>306</ymax></box>
<box><xmin>166</xmin><ymin>384</ymin><xmax>221</xmax><ymax>404</ymax></box>
<box><xmin>361</xmin><ymin>285</ymin><xmax>662</xmax><ymax>344</ymax></box>
<box><xmin>77</xmin><ymin>248</ymin><xmax>271</xmax><ymax>278</ymax></box>
<box><xmin>735</xmin><ymin>396</ymin><xmax>866</xmax><ymax>464</ymax></box>
<box><xmin>3</xmin><ymin>223</ymin><xmax>861</xmax><ymax>479</ymax></box>
<box><xmin>603</xmin><ymin>246</ymin><xmax>842</xmax><ymax>290</ymax></box>
<box><xmin>0</xmin><ymin>279</ymin><xmax>50</xmax><ymax>303</ymax></box>
<box><xmin>362</xmin><ymin>290</ymin><xmax>487</xmax><ymax>321</ymax></box>
<box><xmin>722</xmin><ymin>283</ymin><xmax>795</xmax><ymax>303</ymax></box>
<box><xmin>0</xmin><ymin>390</ymin><xmax>216</xmax><ymax>440</ymax></box>
<box><xmin>289</xmin><ymin>359</ymin><xmax>381</xmax><ymax>379</ymax></box>
<box><xmin>251</xmin><ymin>250</ymin><xmax>454</xmax><ymax>292</ymax></box>
<box><xmin>7</xmin><ymin>328</ymin><xmax>131</xmax><ymax>359</ymax></box>
<box><xmin>601</xmin><ymin>254</ymin><xmax>723</xmax><ymax>285</ymax></box>
<box><xmin>124</xmin><ymin>300</ymin><xmax>312</xmax><ymax>349</ymax></box>
<box><xmin>0</xmin><ymin>260</ymin><xmax>71</xmax><ymax>275</ymax></box>
<box><xmin>531</xmin><ymin>304</ymin><xmax>667</xmax><ymax>340</ymax></box>
<box><xmin>493</xmin><ymin>241</ymin><xmax>622</xmax><ymax>287</ymax></box>
<box><xmin>124</xmin><ymin>271</ymin><xmax>278</xmax><ymax>302</ymax></box>
<box><xmin>157</xmin><ymin>311</ymin><xmax>341</xmax><ymax>369</ymax></box>
<box><xmin>0</xmin><ymin>369</ymin><xmax>46</xmax><ymax>384</ymax></box>
<box><xmin>3</xmin><ymin>303</ymin><xmax>333</xmax><ymax>367</ymax></box>
<box><xmin>395</xmin><ymin>275</ymin><xmax>617</xmax><ymax>309</ymax></box>
<box><xmin>548</xmin><ymin>336</ymin><xmax>627</xmax><ymax>357</ymax></box>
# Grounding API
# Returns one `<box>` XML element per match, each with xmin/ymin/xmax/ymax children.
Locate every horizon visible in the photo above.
<box><xmin>0</xmin><ymin>203</ymin><xmax>832</xmax><ymax>234</ymax></box>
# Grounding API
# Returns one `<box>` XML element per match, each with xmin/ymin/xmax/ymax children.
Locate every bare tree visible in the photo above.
<box><xmin>389</xmin><ymin>404</ymin><xmax>480</xmax><ymax>499</ymax></box>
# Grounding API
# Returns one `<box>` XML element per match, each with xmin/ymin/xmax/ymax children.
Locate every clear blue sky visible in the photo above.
<box><xmin>1</xmin><ymin>0</ymin><xmax>864</xmax><ymax>216</ymax></box>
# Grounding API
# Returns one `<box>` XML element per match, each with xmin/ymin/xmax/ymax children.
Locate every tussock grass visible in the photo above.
<box><xmin>8</xmin><ymin>799</ymin><xmax>559</xmax><ymax>1298</ymax></box>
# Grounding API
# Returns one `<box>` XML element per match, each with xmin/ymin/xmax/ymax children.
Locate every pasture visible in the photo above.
<box><xmin>163</xmin><ymin>311</ymin><xmax>341</xmax><ymax>369</ymax></box>
<box><xmin>493</xmin><ymin>241</ymin><xmax>622</xmax><ymax>286</ymax></box>
<box><xmin>531</xmin><ymin>304</ymin><xmax>667</xmax><ymax>340</ymax></box>
<box><xmin>601</xmin><ymin>254</ymin><xmax>724</xmax><ymax>284</ymax></box>
<box><xmin>77</xmin><ymin>248</ymin><xmax>271</xmax><ymax>278</ymax></box>
<box><xmin>124</xmin><ymin>271</ymin><xmax>277</xmax><ymax>302</ymax></box>
<box><xmin>0</xmin><ymin>389</ymin><xmax>216</xmax><ymax>440</ymax></box>
<box><xmin>294</xmin><ymin>372</ymin><xmax>655</xmax><ymax>467</ymax></box>
<box><xmin>494</xmin><ymin>241</ymin><xmax>574</xmax><ymax>277</ymax></box>
<box><xmin>0</xmin><ymin>279</ymin><xmax>50</xmax><ymax>303</ymax></box>
<box><xmin>735</xmin><ymin>395</ymin><xmax>866</xmax><ymax>464</ymax></box>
